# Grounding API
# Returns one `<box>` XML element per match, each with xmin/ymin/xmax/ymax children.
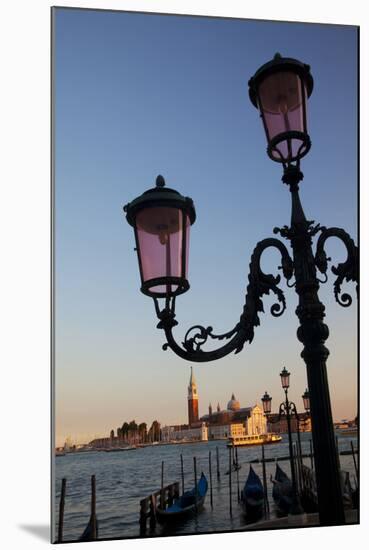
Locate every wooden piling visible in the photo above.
<box><xmin>261</xmin><ymin>445</ymin><xmax>269</xmax><ymax>517</ymax></box>
<box><xmin>309</xmin><ymin>439</ymin><xmax>314</xmax><ymax>470</ymax></box>
<box><xmin>293</xmin><ymin>443</ymin><xmax>301</xmax><ymax>493</ymax></box>
<box><xmin>168</xmin><ymin>484</ymin><xmax>174</xmax><ymax>507</ymax></box>
<box><xmin>335</xmin><ymin>436</ymin><xmax>341</xmax><ymax>469</ymax></box>
<box><xmin>351</xmin><ymin>441</ymin><xmax>358</xmax><ymax>482</ymax></box>
<box><xmin>161</xmin><ymin>460</ymin><xmax>164</xmax><ymax>491</ymax></box>
<box><xmin>149</xmin><ymin>494</ymin><xmax>156</xmax><ymax>530</ymax></box>
<box><xmin>139</xmin><ymin>498</ymin><xmax>148</xmax><ymax>534</ymax></box>
<box><xmin>180</xmin><ymin>454</ymin><xmax>185</xmax><ymax>495</ymax></box>
<box><xmin>193</xmin><ymin>456</ymin><xmax>198</xmax><ymax>512</ymax></box>
<box><xmin>216</xmin><ymin>446</ymin><xmax>220</xmax><ymax>480</ymax></box>
<box><xmin>57</xmin><ymin>478</ymin><xmax>67</xmax><ymax>543</ymax></box>
<box><xmin>209</xmin><ymin>451</ymin><xmax>213</xmax><ymax>508</ymax></box>
<box><xmin>235</xmin><ymin>446</ymin><xmax>240</xmax><ymax>503</ymax></box>
<box><xmin>174</xmin><ymin>481</ymin><xmax>180</xmax><ymax>500</ymax></box>
<box><xmin>228</xmin><ymin>446</ymin><xmax>232</xmax><ymax>516</ymax></box>
<box><xmin>90</xmin><ymin>475</ymin><xmax>97</xmax><ymax>540</ymax></box>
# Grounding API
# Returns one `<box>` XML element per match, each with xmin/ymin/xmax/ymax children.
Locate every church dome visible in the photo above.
<box><xmin>227</xmin><ymin>393</ymin><xmax>240</xmax><ymax>411</ymax></box>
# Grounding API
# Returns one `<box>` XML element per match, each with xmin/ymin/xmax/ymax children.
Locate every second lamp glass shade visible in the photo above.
<box><xmin>248</xmin><ymin>54</ymin><xmax>313</xmax><ymax>165</ymax></box>
<box><xmin>258</xmin><ymin>70</ymin><xmax>308</xmax><ymax>162</ymax></box>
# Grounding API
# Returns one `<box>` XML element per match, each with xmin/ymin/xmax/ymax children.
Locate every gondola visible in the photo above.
<box><xmin>79</xmin><ymin>475</ymin><xmax>98</xmax><ymax>541</ymax></box>
<box><xmin>241</xmin><ymin>465</ymin><xmax>265</xmax><ymax>519</ymax></box>
<box><xmin>271</xmin><ymin>463</ymin><xmax>293</xmax><ymax>514</ymax></box>
<box><xmin>225</xmin><ymin>463</ymin><xmax>242</xmax><ymax>475</ymax></box>
<box><xmin>156</xmin><ymin>472</ymin><xmax>208</xmax><ymax>522</ymax></box>
<box><xmin>79</xmin><ymin>515</ymin><xmax>98</xmax><ymax>541</ymax></box>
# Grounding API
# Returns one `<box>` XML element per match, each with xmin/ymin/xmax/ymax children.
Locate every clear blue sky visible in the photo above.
<box><xmin>54</xmin><ymin>8</ymin><xmax>357</xmax><ymax>445</ymax></box>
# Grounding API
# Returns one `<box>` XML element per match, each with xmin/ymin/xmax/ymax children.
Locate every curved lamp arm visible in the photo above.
<box><xmin>314</xmin><ymin>227</ymin><xmax>358</xmax><ymax>307</ymax></box>
<box><xmin>278</xmin><ymin>402</ymin><xmax>287</xmax><ymax>420</ymax></box>
<box><xmin>155</xmin><ymin>237</ymin><xmax>294</xmax><ymax>362</ymax></box>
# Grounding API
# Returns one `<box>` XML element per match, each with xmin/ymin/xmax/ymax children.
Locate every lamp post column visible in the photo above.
<box><xmin>283</xmin><ymin>389</ymin><xmax>301</xmax><ymax>514</ymax></box>
<box><xmin>284</xmin><ymin>171</ymin><xmax>345</xmax><ymax>525</ymax></box>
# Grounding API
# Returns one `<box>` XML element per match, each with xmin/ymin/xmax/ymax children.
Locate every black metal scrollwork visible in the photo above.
<box><xmin>315</xmin><ymin>227</ymin><xmax>358</xmax><ymax>307</ymax></box>
<box><xmin>157</xmin><ymin>237</ymin><xmax>294</xmax><ymax>362</ymax></box>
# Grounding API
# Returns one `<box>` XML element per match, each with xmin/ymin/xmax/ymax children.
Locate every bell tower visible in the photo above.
<box><xmin>187</xmin><ymin>367</ymin><xmax>199</xmax><ymax>426</ymax></box>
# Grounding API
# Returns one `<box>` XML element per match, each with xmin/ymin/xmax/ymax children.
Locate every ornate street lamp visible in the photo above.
<box><xmin>302</xmin><ymin>388</ymin><xmax>310</xmax><ymax>413</ymax></box>
<box><xmin>261</xmin><ymin>391</ymin><xmax>272</xmax><ymax>416</ymax></box>
<box><xmin>123</xmin><ymin>53</ymin><xmax>358</xmax><ymax>525</ymax></box>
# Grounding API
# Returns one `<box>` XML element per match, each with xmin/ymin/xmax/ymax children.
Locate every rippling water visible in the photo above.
<box><xmin>53</xmin><ymin>433</ymin><xmax>358</xmax><ymax>542</ymax></box>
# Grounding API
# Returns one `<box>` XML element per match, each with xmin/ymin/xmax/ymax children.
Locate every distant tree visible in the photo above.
<box><xmin>149</xmin><ymin>420</ymin><xmax>161</xmax><ymax>442</ymax></box>
<box><xmin>128</xmin><ymin>420</ymin><xmax>138</xmax><ymax>443</ymax></box>
<box><xmin>110</xmin><ymin>429</ymin><xmax>115</xmax><ymax>439</ymax></box>
<box><xmin>121</xmin><ymin>422</ymin><xmax>130</xmax><ymax>441</ymax></box>
<box><xmin>138</xmin><ymin>422</ymin><xmax>147</xmax><ymax>443</ymax></box>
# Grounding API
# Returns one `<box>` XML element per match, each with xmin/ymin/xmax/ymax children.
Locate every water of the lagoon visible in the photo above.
<box><xmin>53</xmin><ymin>433</ymin><xmax>358</xmax><ymax>542</ymax></box>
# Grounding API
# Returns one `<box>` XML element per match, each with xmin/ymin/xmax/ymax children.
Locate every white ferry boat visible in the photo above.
<box><xmin>227</xmin><ymin>433</ymin><xmax>282</xmax><ymax>447</ymax></box>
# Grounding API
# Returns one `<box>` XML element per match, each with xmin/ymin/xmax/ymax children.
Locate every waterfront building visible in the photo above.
<box><xmin>161</xmin><ymin>422</ymin><xmax>208</xmax><ymax>442</ymax></box>
<box><xmin>201</xmin><ymin>395</ymin><xmax>267</xmax><ymax>438</ymax></box>
<box><xmin>267</xmin><ymin>413</ymin><xmax>311</xmax><ymax>433</ymax></box>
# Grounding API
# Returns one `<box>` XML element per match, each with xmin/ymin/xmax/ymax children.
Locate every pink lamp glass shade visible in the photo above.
<box><xmin>136</xmin><ymin>206</ymin><xmax>190</xmax><ymax>296</ymax></box>
<box><xmin>280</xmin><ymin>367</ymin><xmax>290</xmax><ymax>389</ymax></box>
<box><xmin>261</xmin><ymin>392</ymin><xmax>272</xmax><ymax>415</ymax></box>
<box><xmin>302</xmin><ymin>389</ymin><xmax>310</xmax><ymax>411</ymax></box>
<box><xmin>258</xmin><ymin>71</ymin><xmax>308</xmax><ymax>162</ymax></box>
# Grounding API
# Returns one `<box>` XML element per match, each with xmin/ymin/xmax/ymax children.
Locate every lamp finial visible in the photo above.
<box><xmin>156</xmin><ymin>175</ymin><xmax>165</xmax><ymax>187</ymax></box>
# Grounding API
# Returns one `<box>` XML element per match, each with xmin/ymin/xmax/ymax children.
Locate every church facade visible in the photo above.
<box><xmin>200</xmin><ymin>394</ymin><xmax>267</xmax><ymax>439</ymax></box>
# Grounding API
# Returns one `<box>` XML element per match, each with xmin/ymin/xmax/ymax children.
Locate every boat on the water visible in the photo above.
<box><xmin>156</xmin><ymin>472</ymin><xmax>208</xmax><ymax>522</ymax></box>
<box><xmin>241</xmin><ymin>465</ymin><xmax>265</xmax><ymax>520</ymax></box>
<box><xmin>79</xmin><ymin>475</ymin><xmax>98</xmax><ymax>541</ymax></box>
<box><xmin>79</xmin><ymin>515</ymin><xmax>98</xmax><ymax>541</ymax></box>
<box><xmin>271</xmin><ymin>463</ymin><xmax>293</xmax><ymax>514</ymax></box>
<box><xmin>337</xmin><ymin>427</ymin><xmax>358</xmax><ymax>437</ymax></box>
<box><xmin>104</xmin><ymin>446</ymin><xmax>137</xmax><ymax>452</ymax></box>
<box><xmin>225</xmin><ymin>462</ymin><xmax>242</xmax><ymax>475</ymax></box>
<box><xmin>227</xmin><ymin>433</ymin><xmax>282</xmax><ymax>447</ymax></box>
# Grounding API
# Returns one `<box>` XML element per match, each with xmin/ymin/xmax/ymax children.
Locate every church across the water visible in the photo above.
<box><xmin>161</xmin><ymin>367</ymin><xmax>267</xmax><ymax>442</ymax></box>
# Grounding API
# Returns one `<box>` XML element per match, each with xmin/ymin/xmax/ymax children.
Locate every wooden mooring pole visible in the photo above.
<box><xmin>261</xmin><ymin>445</ymin><xmax>269</xmax><ymax>517</ymax></box>
<box><xmin>235</xmin><ymin>446</ymin><xmax>240</xmax><ymax>503</ymax></box>
<box><xmin>216</xmin><ymin>446</ymin><xmax>220</xmax><ymax>480</ymax></box>
<box><xmin>57</xmin><ymin>478</ymin><xmax>67</xmax><ymax>543</ymax></box>
<box><xmin>194</xmin><ymin>456</ymin><xmax>198</xmax><ymax>512</ymax></box>
<box><xmin>209</xmin><ymin>451</ymin><xmax>213</xmax><ymax>508</ymax></box>
<box><xmin>228</xmin><ymin>446</ymin><xmax>232</xmax><ymax>516</ymax></box>
<box><xmin>161</xmin><ymin>461</ymin><xmax>164</xmax><ymax>491</ymax></box>
<box><xmin>351</xmin><ymin>441</ymin><xmax>358</xmax><ymax>484</ymax></box>
<box><xmin>90</xmin><ymin>475</ymin><xmax>98</xmax><ymax>540</ymax></box>
<box><xmin>335</xmin><ymin>436</ymin><xmax>341</xmax><ymax>470</ymax></box>
<box><xmin>180</xmin><ymin>454</ymin><xmax>185</xmax><ymax>495</ymax></box>
<box><xmin>309</xmin><ymin>439</ymin><xmax>314</xmax><ymax>470</ymax></box>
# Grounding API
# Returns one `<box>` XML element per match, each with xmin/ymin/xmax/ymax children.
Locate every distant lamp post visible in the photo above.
<box><xmin>261</xmin><ymin>391</ymin><xmax>272</xmax><ymax>434</ymax></box>
<box><xmin>261</xmin><ymin>391</ymin><xmax>272</xmax><ymax>416</ymax></box>
<box><xmin>124</xmin><ymin>53</ymin><xmax>358</xmax><ymax>525</ymax></box>
<box><xmin>302</xmin><ymin>388</ymin><xmax>310</xmax><ymax>413</ymax></box>
<box><xmin>278</xmin><ymin>368</ymin><xmax>303</xmax><ymax>515</ymax></box>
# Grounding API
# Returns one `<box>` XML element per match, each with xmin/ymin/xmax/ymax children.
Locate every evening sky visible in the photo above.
<box><xmin>54</xmin><ymin>8</ymin><xmax>357</xmax><ymax>446</ymax></box>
